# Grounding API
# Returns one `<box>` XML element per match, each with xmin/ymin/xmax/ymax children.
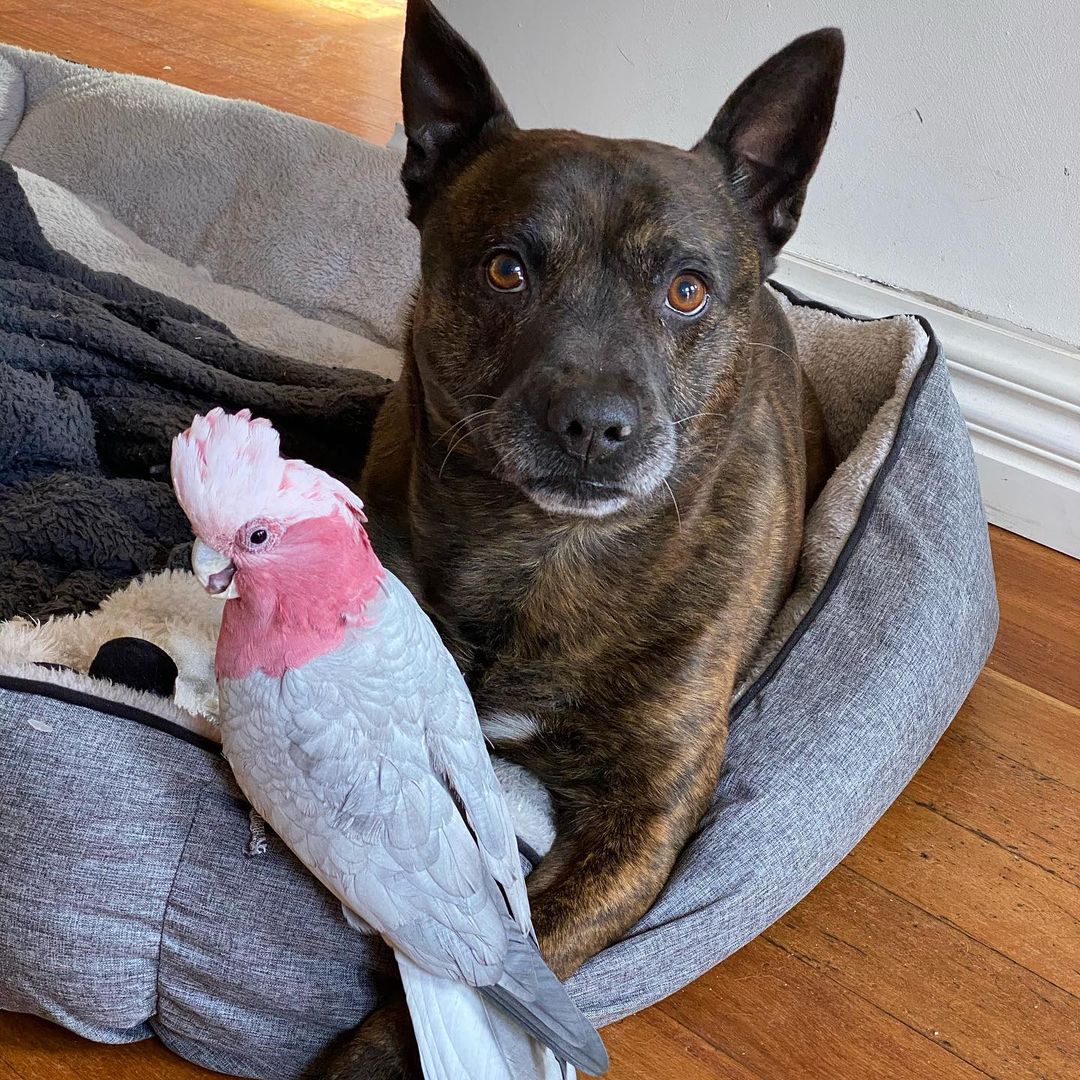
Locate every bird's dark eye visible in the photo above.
<box><xmin>665</xmin><ymin>272</ymin><xmax>709</xmax><ymax>317</ymax></box>
<box><xmin>486</xmin><ymin>252</ymin><xmax>527</xmax><ymax>293</ymax></box>
<box><xmin>249</xmin><ymin>528</ymin><xmax>269</xmax><ymax>546</ymax></box>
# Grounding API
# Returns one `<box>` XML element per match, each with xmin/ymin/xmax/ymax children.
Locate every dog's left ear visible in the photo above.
<box><xmin>696</xmin><ymin>28</ymin><xmax>844</xmax><ymax>272</ymax></box>
<box><xmin>400</xmin><ymin>0</ymin><xmax>515</xmax><ymax>226</ymax></box>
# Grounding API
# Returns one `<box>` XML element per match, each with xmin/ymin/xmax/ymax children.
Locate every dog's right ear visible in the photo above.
<box><xmin>400</xmin><ymin>0</ymin><xmax>514</xmax><ymax>225</ymax></box>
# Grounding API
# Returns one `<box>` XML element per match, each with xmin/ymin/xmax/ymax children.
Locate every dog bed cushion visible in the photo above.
<box><xmin>0</xmin><ymin>46</ymin><xmax>999</xmax><ymax>1080</ymax></box>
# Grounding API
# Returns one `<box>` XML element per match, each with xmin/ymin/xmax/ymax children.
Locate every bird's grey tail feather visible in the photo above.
<box><xmin>399</xmin><ymin>952</ymin><xmax>570</xmax><ymax>1080</ymax></box>
<box><xmin>479</xmin><ymin>992</ymin><xmax>573</xmax><ymax>1080</ymax></box>
<box><xmin>479</xmin><ymin>929</ymin><xmax>608</xmax><ymax>1076</ymax></box>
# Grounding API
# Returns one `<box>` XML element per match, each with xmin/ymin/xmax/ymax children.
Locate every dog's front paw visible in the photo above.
<box><xmin>306</xmin><ymin>1000</ymin><xmax>421</xmax><ymax>1080</ymax></box>
<box><xmin>528</xmin><ymin>887</ymin><xmax>595</xmax><ymax>982</ymax></box>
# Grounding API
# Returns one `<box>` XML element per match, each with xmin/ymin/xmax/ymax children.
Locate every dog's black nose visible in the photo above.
<box><xmin>546</xmin><ymin>388</ymin><xmax>638</xmax><ymax>463</ymax></box>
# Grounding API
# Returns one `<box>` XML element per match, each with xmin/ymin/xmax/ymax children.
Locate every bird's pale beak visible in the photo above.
<box><xmin>191</xmin><ymin>539</ymin><xmax>239</xmax><ymax>599</ymax></box>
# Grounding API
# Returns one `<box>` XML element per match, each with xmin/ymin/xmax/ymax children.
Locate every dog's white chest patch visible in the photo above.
<box><xmin>481</xmin><ymin>711</ymin><xmax>539</xmax><ymax>744</ymax></box>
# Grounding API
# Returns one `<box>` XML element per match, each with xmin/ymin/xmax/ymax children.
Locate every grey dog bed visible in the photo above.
<box><xmin>0</xmin><ymin>47</ymin><xmax>998</xmax><ymax>1080</ymax></box>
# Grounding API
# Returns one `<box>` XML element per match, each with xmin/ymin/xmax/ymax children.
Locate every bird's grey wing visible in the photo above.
<box><xmin>227</xmin><ymin>642</ymin><xmax>511</xmax><ymax>987</ymax></box>
<box><xmin>383</xmin><ymin>572</ymin><xmax>534</xmax><ymax>938</ymax></box>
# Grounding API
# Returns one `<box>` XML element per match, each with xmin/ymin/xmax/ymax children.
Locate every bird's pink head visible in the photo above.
<box><xmin>171</xmin><ymin>408</ymin><xmax>366</xmax><ymax>558</ymax></box>
<box><xmin>171</xmin><ymin>408</ymin><xmax>383</xmax><ymax>678</ymax></box>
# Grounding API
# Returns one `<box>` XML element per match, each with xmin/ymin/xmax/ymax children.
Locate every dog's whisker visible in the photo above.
<box><xmin>491</xmin><ymin>450</ymin><xmax>517</xmax><ymax>478</ymax></box>
<box><xmin>435</xmin><ymin>409</ymin><xmax>495</xmax><ymax>444</ymax></box>
<box><xmin>744</xmin><ymin>340</ymin><xmax>797</xmax><ymax>365</ymax></box>
<box><xmin>661</xmin><ymin>477</ymin><xmax>682</xmax><ymax>531</ymax></box>
<box><xmin>435</xmin><ymin>409</ymin><xmax>495</xmax><ymax>445</ymax></box>
<box><xmin>438</xmin><ymin>417</ymin><xmax>499</xmax><ymax>479</ymax></box>
<box><xmin>671</xmin><ymin>412</ymin><xmax>725</xmax><ymax>426</ymax></box>
<box><xmin>438</xmin><ymin>431</ymin><xmax>472</xmax><ymax>479</ymax></box>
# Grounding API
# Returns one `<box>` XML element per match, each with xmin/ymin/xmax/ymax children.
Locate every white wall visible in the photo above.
<box><xmin>439</xmin><ymin>0</ymin><xmax>1080</xmax><ymax>346</ymax></box>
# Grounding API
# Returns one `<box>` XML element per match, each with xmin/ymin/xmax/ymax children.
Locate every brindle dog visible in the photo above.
<box><xmin>321</xmin><ymin>1</ymin><xmax>843</xmax><ymax>1075</ymax></box>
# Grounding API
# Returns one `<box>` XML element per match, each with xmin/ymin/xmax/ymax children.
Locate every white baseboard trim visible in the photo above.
<box><xmin>774</xmin><ymin>253</ymin><xmax>1080</xmax><ymax>560</ymax></box>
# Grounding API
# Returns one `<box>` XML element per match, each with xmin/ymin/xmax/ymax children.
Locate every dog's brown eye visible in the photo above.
<box><xmin>486</xmin><ymin>252</ymin><xmax>527</xmax><ymax>293</ymax></box>
<box><xmin>666</xmin><ymin>272</ymin><xmax>709</xmax><ymax>316</ymax></box>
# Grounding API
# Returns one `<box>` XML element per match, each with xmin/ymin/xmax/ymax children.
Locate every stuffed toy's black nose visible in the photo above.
<box><xmin>89</xmin><ymin>637</ymin><xmax>178</xmax><ymax>699</ymax></box>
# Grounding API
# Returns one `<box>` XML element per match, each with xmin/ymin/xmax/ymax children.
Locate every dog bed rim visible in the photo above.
<box><xmin>731</xmin><ymin>282</ymin><xmax>941</xmax><ymax>720</ymax></box>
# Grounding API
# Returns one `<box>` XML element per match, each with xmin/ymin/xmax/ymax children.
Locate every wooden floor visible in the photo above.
<box><xmin>1</xmin><ymin>3</ymin><xmax>1078</xmax><ymax>1078</ymax></box>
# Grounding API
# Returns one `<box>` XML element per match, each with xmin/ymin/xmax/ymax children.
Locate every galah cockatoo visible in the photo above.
<box><xmin>170</xmin><ymin>409</ymin><xmax>608</xmax><ymax>1080</ymax></box>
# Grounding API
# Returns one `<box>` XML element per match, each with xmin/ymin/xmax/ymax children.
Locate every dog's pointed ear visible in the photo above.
<box><xmin>400</xmin><ymin>0</ymin><xmax>515</xmax><ymax>225</ymax></box>
<box><xmin>696</xmin><ymin>28</ymin><xmax>844</xmax><ymax>271</ymax></box>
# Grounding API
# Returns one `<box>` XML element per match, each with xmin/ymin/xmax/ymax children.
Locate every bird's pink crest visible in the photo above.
<box><xmin>171</xmin><ymin>408</ymin><xmax>365</xmax><ymax>548</ymax></box>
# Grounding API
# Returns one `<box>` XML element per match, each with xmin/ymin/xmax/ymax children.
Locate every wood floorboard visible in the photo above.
<box><xmin>0</xmin><ymin>0</ymin><xmax>404</xmax><ymax>142</ymax></box>
<box><xmin>958</xmin><ymin>666</ymin><xmax>1080</xmax><ymax>793</ymax></box>
<box><xmin>906</xmin><ymin>727</ymin><xmax>1080</xmax><ymax>888</ymax></box>
<box><xmin>768</xmin><ymin>867</ymin><xmax>1080</xmax><ymax>1080</ymax></box>
<box><xmin>0</xmin><ymin>1047</ymin><xmax>26</xmax><ymax>1080</ymax></box>
<box><xmin>0</xmin><ymin>3</ymin><xmax>1077</xmax><ymax>1077</ymax></box>
<box><xmin>0</xmin><ymin>1012</ymin><xmax>222</xmax><ymax>1080</ymax></box>
<box><xmin>987</xmin><ymin>527</ymin><xmax>1080</xmax><ymax>709</ymax></box>
<box><xmin>659</xmin><ymin>934</ymin><xmax>992</xmax><ymax>1080</ymax></box>
<box><xmin>844</xmin><ymin>790</ymin><xmax>1080</xmax><ymax>996</ymax></box>
<box><xmin>601</xmin><ymin>1010</ymin><xmax>763</xmax><ymax>1080</ymax></box>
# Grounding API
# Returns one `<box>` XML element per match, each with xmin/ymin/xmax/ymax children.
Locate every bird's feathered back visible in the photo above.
<box><xmin>171</xmin><ymin>408</ymin><xmax>365</xmax><ymax>546</ymax></box>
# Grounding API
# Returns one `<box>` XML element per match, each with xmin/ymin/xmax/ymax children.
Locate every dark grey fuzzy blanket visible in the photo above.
<box><xmin>0</xmin><ymin>162</ymin><xmax>392</xmax><ymax>621</ymax></box>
